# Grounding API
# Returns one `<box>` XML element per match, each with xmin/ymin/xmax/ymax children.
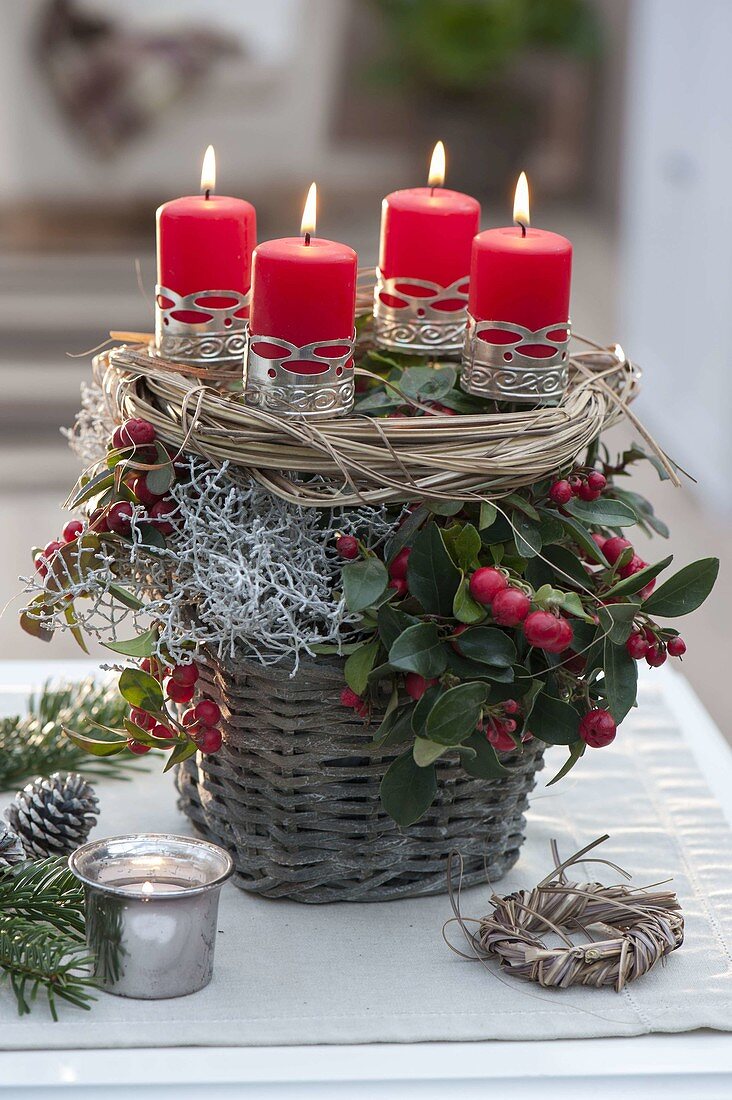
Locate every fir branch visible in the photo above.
<box><xmin>0</xmin><ymin>858</ymin><xmax>96</xmax><ymax>1019</ymax></box>
<box><xmin>0</xmin><ymin>679</ymin><xmax>141</xmax><ymax>791</ymax></box>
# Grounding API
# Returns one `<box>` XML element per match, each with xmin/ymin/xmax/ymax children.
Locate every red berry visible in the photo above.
<box><xmin>486</xmin><ymin>721</ymin><xmax>518</xmax><ymax>753</ymax></box>
<box><xmin>503</xmin><ymin>699</ymin><xmax>519</xmax><ymax>715</ymax></box>
<box><xmin>491</xmin><ymin>586</ymin><xmax>531</xmax><ymax>626</ymax></box>
<box><xmin>591</xmin><ymin>533</ymin><xmax>608</xmax><ymax>552</ymax></box>
<box><xmin>182</xmin><ymin>708</ymin><xmax>196</xmax><ymax>727</ymax></box>
<box><xmin>34</xmin><ymin>555</ymin><xmax>48</xmax><ymax>577</ymax></box>
<box><xmin>141</xmin><ymin>657</ymin><xmax>168</xmax><ymax>680</ymax></box>
<box><xmin>88</xmin><ymin>507</ymin><xmax>109</xmax><ymax>533</ymax></box>
<box><xmin>130</xmin><ymin>708</ymin><xmax>155</xmax><ymax>731</ymax></box>
<box><xmin>113</xmin><ymin>418</ymin><xmax>156</xmax><ymax>449</ymax></box>
<box><xmin>166</xmin><ymin>679</ymin><xmax>195</xmax><ymax>704</ymax></box>
<box><xmin>501</xmin><ymin>717</ymin><xmax>517</xmax><ymax>734</ymax></box>
<box><xmin>549</xmin><ymin>480</ymin><xmax>573</xmax><ymax>505</ymax></box>
<box><xmin>619</xmin><ymin>553</ymin><xmax>647</xmax><ymax>580</ymax></box>
<box><xmin>43</xmin><ymin>540</ymin><xmax>63</xmax><ymax>560</ymax></box>
<box><xmin>336</xmin><ymin>534</ymin><xmax>359</xmax><ymax>559</ymax></box>
<box><xmin>340</xmin><ymin>686</ymin><xmax>362</xmax><ymax>709</ymax></box>
<box><xmin>389</xmin><ymin>547</ymin><xmax>411</xmax><ymax>580</ymax></box>
<box><xmin>149</xmin><ymin>497</ymin><xmax>179</xmax><ymax>535</ymax></box>
<box><xmin>388</xmin><ymin>577</ymin><xmax>409</xmax><ymax>596</ymax></box>
<box><xmin>587</xmin><ymin>470</ymin><xmax>607</xmax><ymax>492</ymax></box>
<box><xmin>198</xmin><ymin>727</ymin><xmax>223</xmax><ymax>754</ymax></box>
<box><xmin>545</xmin><ymin>617</ymin><xmax>574</xmax><ymax>654</ymax></box>
<box><xmin>127</xmin><ymin>738</ymin><xmax>151</xmax><ymax>755</ymax></box>
<box><xmin>646</xmin><ymin>643</ymin><xmax>667</xmax><ymax>667</ymax></box>
<box><xmin>130</xmin><ymin>474</ymin><xmax>162</xmax><ymax>509</ymax></box>
<box><xmin>152</xmin><ymin>723</ymin><xmax>175</xmax><ymax>740</ymax></box>
<box><xmin>579</xmin><ymin>708</ymin><xmax>616</xmax><ymax>748</ymax></box>
<box><xmin>62</xmin><ymin>519</ymin><xmax>84</xmax><ymax>543</ymax></box>
<box><xmin>603</xmin><ymin>536</ymin><xmax>632</xmax><ymax>565</ymax></box>
<box><xmin>107</xmin><ymin>501</ymin><xmax>134</xmax><ymax>536</ymax></box>
<box><xmin>626</xmin><ymin>632</ymin><xmax>649</xmax><ymax>660</ymax></box>
<box><xmin>171</xmin><ymin>663</ymin><xmax>199</xmax><ymax>687</ymax></box>
<box><xmin>469</xmin><ymin>567</ymin><xmax>508</xmax><ymax>606</ymax></box>
<box><xmin>578</xmin><ymin>481</ymin><xmax>601</xmax><ymax>502</ymax></box>
<box><xmin>667</xmin><ymin>636</ymin><xmax>687</xmax><ymax>657</ymax></box>
<box><xmin>523</xmin><ymin>610</ymin><xmax>562</xmax><ymax>648</ymax></box>
<box><xmin>405</xmin><ymin>673</ymin><xmax>436</xmax><ymax>701</ymax></box>
<box><xmin>195</xmin><ymin>699</ymin><xmax>221</xmax><ymax>726</ymax></box>
<box><xmin>639</xmin><ymin>579</ymin><xmax>656</xmax><ymax>601</ymax></box>
<box><xmin>568</xmin><ymin>475</ymin><xmax>583</xmax><ymax>495</ymax></box>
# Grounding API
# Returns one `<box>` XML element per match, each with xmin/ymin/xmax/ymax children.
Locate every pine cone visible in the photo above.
<box><xmin>0</xmin><ymin>821</ymin><xmax>25</xmax><ymax>869</ymax></box>
<box><xmin>5</xmin><ymin>772</ymin><xmax>99</xmax><ymax>859</ymax></box>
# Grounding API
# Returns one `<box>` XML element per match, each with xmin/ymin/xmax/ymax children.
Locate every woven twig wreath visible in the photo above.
<box><xmin>445</xmin><ymin>836</ymin><xmax>684</xmax><ymax>992</ymax></box>
<box><xmin>91</xmin><ymin>270</ymin><xmax>679</xmax><ymax>510</ymax></box>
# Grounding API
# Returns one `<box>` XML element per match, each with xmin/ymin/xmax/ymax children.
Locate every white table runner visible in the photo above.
<box><xmin>2</xmin><ymin>669</ymin><xmax>732</xmax><ymax>1050</ymax></box>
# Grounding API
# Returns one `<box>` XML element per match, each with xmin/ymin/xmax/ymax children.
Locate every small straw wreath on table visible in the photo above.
<box><xmin>444</xmin><ymin>836</ymin><xmax>684</xmax><ymax>992</ymax></box>
<box><xmin>94</xmin><ymin>327</ymin><xmax>677</xmax><ymax>510</ymax></box>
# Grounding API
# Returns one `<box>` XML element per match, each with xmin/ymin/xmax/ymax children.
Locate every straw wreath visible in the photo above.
<box><xmin>445</xmin><ymin>837</ymin><xmax>684</xmax><ymax>992</ymax></box>
<box><xmin>93</xmin><ymin>270</ymin><xmax>678</xmax><ymax>510</ymax></box>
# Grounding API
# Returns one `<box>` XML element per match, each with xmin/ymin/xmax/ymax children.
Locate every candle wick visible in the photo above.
<box><xmin>204</xmin><ymin>189</ymin><xmax>211</xmax><ymax>201</ymax></box>
<box><xmin>517</xmin><ymin>220</ymin><xmax>527</xmax><ymax>238</ymax></box>
<box><xmin>304</xmin><ymin>232</ymin><xmax>311</xmax><ymax>247</ymax></box>
<box><xmin>430</xmin><ymin>186</ymin><xmax>435</xmax><ymax>197</ymax></box>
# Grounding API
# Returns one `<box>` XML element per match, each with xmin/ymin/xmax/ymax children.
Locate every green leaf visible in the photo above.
<box><xmin>598</xmin><ymin>601</ymin><xmax>640</xmax><ymax>645</ymax></box>
<box><xmin>505</xmin><ymin>494</ymin><xmax>541</xmax><ymax>522</ymax></box>
<box><xmin>406</xmin><ymin>524</ymin><xmax>461</xmax><ymax>616</ymax></box>
<box><xmin>103</xmin><ymin>626</ymin><xmax>159</xmax><ymax>658</ymax></box>
<box><xmin>529</xmin><ymin>693</ymin><xmax>580</xmax><ymax>745</ymax></box>
<box><xmin>566</xmin><ymin>497</ymin><xmax>637</xmax><ymax>527</ymax></box>
<box><xmin>513</xmin><ymin>512</ymin><xmax>542</xmax><ymax>558</ymax></box>
<box><xmin>542</xmin><ymin>544</ymin><xmax>592</xmax><ymax>588</ymax></box>
<box><xmin>442</xmin><ymin>523</ymin><xmax>481</xmax><ymax>570</ymax></box>
<box><xmin>479</xmin><ymin>501</ymin><xmax>498</xmax><ymax>530</ymax></box>
<box><xmin>555</xmin><ymin>514</ymin><xmax>609</xmax><ymax>565</ymax></box>
<box><xmin>342</xmin><ymin>558</ymin><xmax>389</xmax><ymax>612</ymax></box>
<box><xmin>459</xmin><ymin>732</ymin><xmax>509</xmax><ymax>778</ymax></box>
<box><xmin>553</xmin><ymin>591</ymin><xmax>594</xmax><ymax>621</ymax></box>
<box><xmin>426</xmin><ymin>499</ymin><xmax>464</xmax><ymax>517</ymax></box>
<box><xmin>389</xmin><ymin>623</ymin><xmax>447</xmax><ymax>678</ymax></box>
<box><xmin>377</xmin><ymin>605</ymin><xmax>420</xmax><ymax>651</ymax></box>
<box><xmin>400</xmin><ymin>364</ymin><xmax>456</xmax><ymax>402</ymax></box>
<box><xmin>144</xmin><ymin>443</ymin><xmax>175</xmax><ymax>496</ymax></box>
<box><xmin>19</xmin><ymin>597</ymin><xmax>54</xmax><ymax>643</ymax></box>
<box><xmin>384</xmin><ymin>504</ymin><xmax>428</xmax><ymax>562</ymax></box>
<box><xmin>425</xmin><ymin>682</ymin><xmax>488</xmax><ymax>745</ymax></box>
<box><xmin>63</xmin><ymin>603</ymin><xmax>88</xmax><ymax>654</ymax></box>
<box><xmin>136</xmin><ymin>523</ymin><xmax>167</xmax><ymax>550</ymax></box>
<box><xmin>453</xmin><ymin>577</ymin><xmax>487</xmax><ymax>624</ymax></box>
<box><xmin>118</xmin><ymin>668</ymin><xmax>164</xmax><ymax>713</ymax></box>
<box><xmin>411</xmin><ymin>684</ymin><xmax>442</xmax><ymax>733</ymax></box>
<box><xmin>413</xmin><ymin>737</ymin><xmax>448</xmax><ymax>767</ymax></box>
<box><xmin>368</xmin><ymin>706</ymin><xmax>413</xmax><ymax>749</ymax></box>
<box><xmin>546</xmin><ymin>740</ymin><xmax>585</xmax><ymax>786</ymax></box>
<box><xmin>445</xmin><ymin>649</ymin><xmax>515</xmax><ymax>682</ymax></box>
<box><xmin>603</xmin><ymin>556</ymin><xmax>673</xmax><ymax>599</ymax></box>
<box><xmin>345</xmin><ymin>640</ymin><xmax>380</xmax><ymax>695</ymax></box>
<box><xmin>603</xmin><ymin>638</ymin><xmax>638</xmax><ymax>723</ymax></box>
<box><xmin>164</xmin><ymin>739</ymin><xmax>198</xmax><ymax>772</ymax></box>
<box><xmin>68</xmin><ymin>469</ymin><xmax>114</xmax><ymax>509</ymax></box>
<box><xmin>63</xmin><ymin>727</ymin><xmax>126</xmax><ymax>757</ymax></box>
<box><xmin>380</xmin><ymin>751</ymin><xmax>437</xmax><ymax>826</ymax></box>
<box><xmin>108</xmin><ymin>584</ymin><xmax>145</xmax><ymax>611</ymax></box>
<box><xmin>642</xmin><ymin>558</ymin><xmax>720</xmax><ymax>617</ymax></box>
<box><xmin>455</xmin><ymin>627</ymin><xmax>516</xmax><ymax>667</ymax></box>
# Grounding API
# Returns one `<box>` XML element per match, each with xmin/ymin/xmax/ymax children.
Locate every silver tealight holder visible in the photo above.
<box><xmin>69</xmin><ymin>833</ymin><xmax>233</xmax><ymax>999</ymax></box>
<box><xmin>154</xmin><ymin>285</ymin><xmax>249</xmax><ymax>372</ymax></box>
<box><xmin>460</xmin><ymin>315</ymin><xmax>571</xmax><ymax>404</ymax></box>
<box><xmin>372</xmin><ymin>271</ymin><xmax>470</xmax><ymax>358</ymax></box>
<box><xmin>244</xmin><ymin>329</ymin><xmax>357</xmax><ymax>419</ymax></box>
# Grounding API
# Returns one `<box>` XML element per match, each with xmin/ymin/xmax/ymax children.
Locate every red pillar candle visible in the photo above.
<box><xmin>468</xmin><ymin>173</ymin><xmax>572</xmax><ymax>334</ymax></box>
<box><xmin>156</xmin><ymin>146</ymin><xmax>256</xmax><ymax>305</ymax></box>
<box><xmin>245</xmin><ymin>184</ymin><xmax>358</xmax><ymax>419</ymax></box>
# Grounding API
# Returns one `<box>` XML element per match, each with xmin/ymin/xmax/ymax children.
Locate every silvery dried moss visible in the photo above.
<box><xmin>24</xmin><ymin>385</ymin><xmax>398</xmax><ymax>672</ymax></box>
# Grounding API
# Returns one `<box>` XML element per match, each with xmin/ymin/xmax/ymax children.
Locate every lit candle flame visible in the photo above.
<box><xmin>200</xmin><ymin>145</ymin><xmax>216</xmax><ymax>196</ymax></box>
<box><xmin>301</xmin><ymin>181</ymin><xmax>317</xmax><ymax>241</ymax></box>
<box><xmin>513</xmin><ymin>171</ymin><xmax>530</xmax><ymax>230</ymax></box>
<box><xmin>428</xmin><ymin>141</ymin><xmax>446</xmax><ymax>189</ymax></box>
<box><xmin>141</xmin><ymin>880</ymin><xmax>154</xmax><ymax>896</ymax></box>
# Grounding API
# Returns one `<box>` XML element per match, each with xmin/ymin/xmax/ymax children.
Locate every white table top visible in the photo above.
<box><xmin>1</xmin><ymin>660</ymin><xmax>732</xmax><ymax>1098</ymax></box>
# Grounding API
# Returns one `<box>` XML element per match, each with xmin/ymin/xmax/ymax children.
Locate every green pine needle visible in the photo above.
<box><xmin>0</xmin><ymin>678</ymin><xmax>142</xmax><ymax>791</ymax></box>
<box><xmin>0</xmin><ymin>858</ymin><xmax>97</xmax><ymax>1019</ymax></box>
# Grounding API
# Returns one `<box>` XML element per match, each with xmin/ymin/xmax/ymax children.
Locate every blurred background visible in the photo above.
<box><xmin>1</xmin><ymin>0</ymin><xmax>728</xmax><ymax>732</ymax></box>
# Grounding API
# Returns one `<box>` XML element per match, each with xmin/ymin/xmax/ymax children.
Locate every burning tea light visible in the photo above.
<box><xmin>69</xmin><ymin>834</ymin><xmax>233</xmax><ymax>999</ymax></box>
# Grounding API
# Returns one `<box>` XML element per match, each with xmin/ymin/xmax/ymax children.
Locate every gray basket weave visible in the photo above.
<box><xmin>175</xmin><ymin>651</ymin><xmax>545</xmax><ymax>903</ymax></box>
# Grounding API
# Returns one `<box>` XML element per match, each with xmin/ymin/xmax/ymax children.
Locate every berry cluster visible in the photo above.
<box><xmin>482</xmin><ymin>699</ymin><xmax>533</xmax><ymax>753</ymax></box>
<box><xmin>626</xmin><ymin>625</ymin><xmax>685</xmax><ymax>667</ymax></box>
<box><xmin>127</xmin><ymin>658</ymin><xmax>223</xmax><ymax>756</ymax></box>
<box><xmin>93</xmin><ymin>418</ymin><xmax>182</xmax><ymax>538</ymax></box>
<box><xmin>549</xmin><ymin>468</ymin><xmax>607</xmax><ymax>505</ymax></box>
<box><xmin>469</xmin><ymin>567</ymin><xmax>574</xmax><ymax>653</ymax></box>
<box><xmin>339</xmin><ymin>685</ymin><xmax>369</xmax><ymax>716</ymax></box>
<box><xmin>33</xmin><ymin>519</ymin><xmax>85</xmax><ymax>578</ymax></box>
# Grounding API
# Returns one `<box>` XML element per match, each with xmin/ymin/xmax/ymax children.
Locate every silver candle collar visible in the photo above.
<box><xmin>372</xmin><ymin>269</ymin><xmax>469</xmax><ymax>357</ymax></box>
<box><xmin>69</xmin><ymin>832</ymin><xmax>233</xmax><ymax>999</ymax></box>
<box><xmin>460</xmin><ymin>314</ymin><xmax>571</xmax><ymax>403</ymax></box>
<box><xmin>155</xmin><ymin>285</ymin><xmax>249</xmax><ymax>371</ymax></box>
<box><xmin>244</xmin><ymin>329</ymin><xmax>356</xmax><ymax>419</ymax></box>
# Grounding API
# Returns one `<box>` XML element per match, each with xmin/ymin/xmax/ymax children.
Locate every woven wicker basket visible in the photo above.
<box><xmin>175</xmin><ymin>650</ymin><xmax>545</xmax><ymax>903</ymax></box>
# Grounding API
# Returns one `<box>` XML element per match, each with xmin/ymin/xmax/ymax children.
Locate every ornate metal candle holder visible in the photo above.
<box><xmin>244</xmin><ymin>330</ymin><xmax>356</xmax><ymax>419</ymax></box>
<box><xmin>460</xmin><ymin>315</ymin><xmax>571</xmax><ymax>403</ymax></box>
<box><xmin>155</xmin><ymin>285</ymin><xmax>249</xmax><ymax>371</ymax></box>
<box><xmin>372</xmin><ymin>270</ymin><xmax>469</xmax><ymax>357</ymax></box>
